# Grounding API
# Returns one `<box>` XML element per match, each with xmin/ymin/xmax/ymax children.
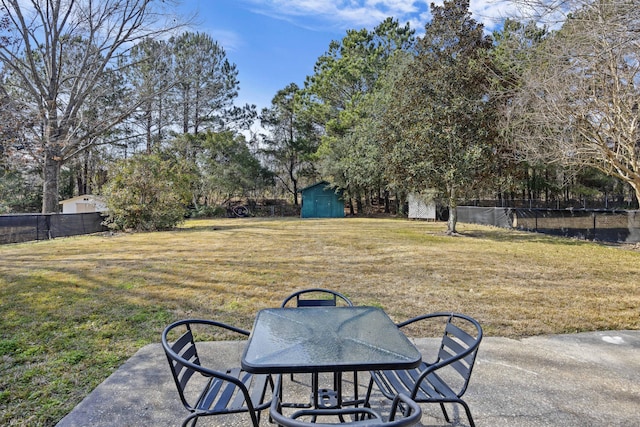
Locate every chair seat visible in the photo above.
<box><xmin>197</xmin><ymin>368</ymin><xmax>271</xmax><ymax>413</ymax></box>
<box><xmin>372</xmin><ymin>364</ymin><xmax>458</xmax><ymax>401</ymax></box>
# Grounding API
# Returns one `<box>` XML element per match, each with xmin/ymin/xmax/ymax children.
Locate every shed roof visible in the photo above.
<box><xmin>299</xmin><ymin>181</ymin><xmax>331</xmax><ymax>193</ymax></box>
<box><xmin>59</xmin><ymin>195</ymin><xmax>105</xmax><ymax>204</ymax></box>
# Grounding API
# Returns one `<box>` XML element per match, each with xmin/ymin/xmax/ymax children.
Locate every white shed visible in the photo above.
<box><xmin>408</xmin><ymin>193</ymin><xmax>436</xmax><ymax>220</ymax></box>
<box><xmin>60</xmin><ymin>195</ymin><xmax>108</xmax><ymax>214</ymax></box>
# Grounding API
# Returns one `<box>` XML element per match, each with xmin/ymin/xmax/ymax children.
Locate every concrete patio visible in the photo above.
<box><xmin>56</xmin><ymin>330</ymin><xmax>640</xmax><ymax>426</ymax></box>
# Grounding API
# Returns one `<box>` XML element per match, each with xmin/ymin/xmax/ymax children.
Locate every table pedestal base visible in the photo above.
<box><xmin>316</xmin><ymin>388</ymin><xmax>339</xmax><ymax>408</ymax></box>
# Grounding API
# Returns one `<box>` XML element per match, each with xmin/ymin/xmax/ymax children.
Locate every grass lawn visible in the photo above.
<box><xmin>1</xmin><ymin>217</ymin><xmax>639</xmax><ymax>426</ymax></box>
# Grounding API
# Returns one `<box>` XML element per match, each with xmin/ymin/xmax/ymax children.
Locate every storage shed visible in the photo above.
<box><xmin>59</xmin><ymin>195</ymin><xmax>108</xmax><ymax>214</ymax></box>
<box><xmin>300</xmin><ymin>181</ymin><xmax>344</xmax><ymax>218</ymax></box>
<box><xmin>408</xmin><ymin>193</ymin><xmax>436</xmax><ymax>220</ymax></box>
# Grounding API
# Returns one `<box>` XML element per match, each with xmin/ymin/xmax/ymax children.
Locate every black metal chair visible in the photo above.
<box><xmin>365</xmin><ymin>313</ymin><xmax>483</xmax><ymax>427</ymax></box>
<box><xmin>270</xmin><ymin>375</ymin><xmax>422</xmax><ymax>426</ymax></box>
<box><xmin>280</xmin><ymin>288</ymin><xmax>353</xmax><ymax>308</ymax></box>
<box><xmin>281</xmin><ymin>288</ymin><xmax>355</xmax><ymax>408</ymax></box>
<box><xmin>161</xmin><ymin>319</ymin><xmax>273</xmax><ymax>427</ymax></box>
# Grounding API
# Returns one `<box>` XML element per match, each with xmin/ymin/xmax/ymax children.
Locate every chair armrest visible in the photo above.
<box><xmin>388</xmin><ymin>393</ymin><xmax>422</xmax><ymax>423</ymax></box>
<box><xmin>396</xmin><ymin>311</ymin><xmax>452</xmax><ymax>328</ymax></box>
<box><xmin>167</xmin><ymin>318</ymin><xmax>250</xmax><ymax>336</ymax></box>
<box><xmin>195</xmin><ymin>318</ymin><xmax>251</xmax><ymax>336</ymax></box>
<box><xmin>270</xmin><ymin>405</ymin><xmax>389</xmax><ymax>426</ymax></box>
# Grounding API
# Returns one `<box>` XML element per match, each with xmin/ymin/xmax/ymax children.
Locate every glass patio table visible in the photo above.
<box><xmin>241</xmin><ymin>306</ymin><xmax>422</xmax><ymax>409</ymax></box>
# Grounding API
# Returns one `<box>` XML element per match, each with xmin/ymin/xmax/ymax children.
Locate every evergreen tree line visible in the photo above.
<box><xmin>1</xmin><ymin>0</ymin><xmax>638</xmax><ymax>232</ymax></box>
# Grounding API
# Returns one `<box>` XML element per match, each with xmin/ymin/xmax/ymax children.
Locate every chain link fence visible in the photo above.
<box><xmin>0</xmin><ymin>212</ymin><xmax>108</xmax><ymax>244</ymax></box>
<box><xmin>457</xmin><ymin>206</ymin><xmax>640</xmax><ymax>243</ymax></box>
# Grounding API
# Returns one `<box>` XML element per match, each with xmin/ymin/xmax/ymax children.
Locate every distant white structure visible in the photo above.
<box><xmin>60</xmin><ymin>195</ymin><xmax>108</xmax><ymax>214</ymax></box>
<box><xmin>408</xmin><ymin>193</ymin><xmax>436</xmax><ymax>220</ymax></box>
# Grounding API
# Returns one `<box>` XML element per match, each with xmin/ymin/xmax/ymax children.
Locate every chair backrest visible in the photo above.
<box><xmin>162</xmin><ymin>321</ymin><xmax>201</xmax><ymax>411</ymax></box>
<box><xmin>281</xmin><ymin>288</ymin><xmax>353</xmax><ymax>308</ymax></box>
<box><xmin>434</xmin><ymin>313</ymin><xmax>483</xmax><ymax>396</ymax></box>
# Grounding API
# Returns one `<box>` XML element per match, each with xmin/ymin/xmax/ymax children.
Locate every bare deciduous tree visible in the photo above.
<box><xmin>506</xmin><ymin>0</ymin><xmax>640</xmax><ymax>205</ymax></box>
<box><xmin>0</xmin><ymin>0</ymin><xmax>182</xmax><ymax>212</ymax></box>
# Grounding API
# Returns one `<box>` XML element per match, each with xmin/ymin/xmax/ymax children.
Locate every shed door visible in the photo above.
<box><xmin>77</xmin><ymin>203</ymin><xmax>94</xmax><ymax>213</ymax></box>
<box><xmin>315</xmin><ymin>196</ymin><xmax>332</xmax><ymax>217</ymax></box>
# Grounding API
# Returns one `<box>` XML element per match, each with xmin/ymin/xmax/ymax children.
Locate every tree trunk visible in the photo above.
<box><xmin>292</xmin><ymin>178</ymin><xmax>299</xmax><ymax>206</ymax></box>
<box><xmin>182</xmin><ymin>95</ymin><xmax>190</xmax><ymax>134</ymax></box>
<box><xmin>384</xmin><ymin>190</ymin><xmax>390</xmax><ymax>213</ymax></box>
<box><xmin>42</xmin><ymin>150</ymin><xmax>61</xmax><ymax>213</ymax></box>
<box><xmin>146</xmin><ymin>107</ymin><xmax>153</xmax><ymax>154</ymax></box>
<box><xmin>447</xmin><ymin>186</ymin><xmax>458</xmax><ymax>234</ymax></box>
<box><xmin>630</xmin><ymin>180</ymin><xmax>640</xmax><ymax>209</ymax></box>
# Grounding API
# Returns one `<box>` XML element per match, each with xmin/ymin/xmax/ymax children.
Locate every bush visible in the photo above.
<box><xmin>102</xmin><ymin>153</ymin><xmax>193</xmax><ymax>231</ymax></box>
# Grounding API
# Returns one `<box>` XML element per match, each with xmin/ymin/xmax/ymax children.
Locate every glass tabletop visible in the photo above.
<box><xmin>241</xmin><ymin>306</ymin><xmax>422</xmax><ymax>374</ymax></box>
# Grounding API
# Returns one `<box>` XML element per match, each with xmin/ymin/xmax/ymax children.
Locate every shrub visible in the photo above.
<box><xmin>102</xmin><ymin>153</ymin><xmax>192</xmax><ymax>231</ymax></box>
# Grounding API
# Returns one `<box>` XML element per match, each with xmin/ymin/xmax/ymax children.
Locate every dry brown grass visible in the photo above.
<box><xmin>1</xmin><ymin>217</ymin><xmax>639</xmax><ymax>425</ymax></box>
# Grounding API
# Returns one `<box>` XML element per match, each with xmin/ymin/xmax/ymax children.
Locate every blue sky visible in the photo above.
<box><xmin>178</xmin><ymin>0</ymin><xmax>516</xmax><ymax>113</ymax></box>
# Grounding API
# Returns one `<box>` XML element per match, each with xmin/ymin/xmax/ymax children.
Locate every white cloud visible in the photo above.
<box><xmin>243</xmin><ymin>0</ymin><xmax>430</xmax><ymax>31</ymax></box>
<box><xmin>469</xmin><ymin>0</ymin><xmax>519</xmax><ymax>30</ymax></box>
<box><xmin>209</xmin><ymin>29</ymin><xmax>245</xmax><ymax>53</ymax></box>
<box><xmin>241</xmin><ymin>0</ymin><xmax>529</xmax><ymax>35</ymax></box>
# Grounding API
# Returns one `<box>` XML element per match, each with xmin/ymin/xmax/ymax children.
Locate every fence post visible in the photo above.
<box><xmin>45</xmin><ymin>215</ymin><xmax>52</xmax><ymax>240</ymax></box>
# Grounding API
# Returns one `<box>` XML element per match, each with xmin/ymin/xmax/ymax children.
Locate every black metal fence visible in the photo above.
<box><xmin>0</xmin><ymin>212</ymin><xmax>108</xmax><ymax>244</ymax></box>
<box><xmin>457</xmin><ymin>206</ymin><xmax>640</xmax><ymax>243</ymax></box>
